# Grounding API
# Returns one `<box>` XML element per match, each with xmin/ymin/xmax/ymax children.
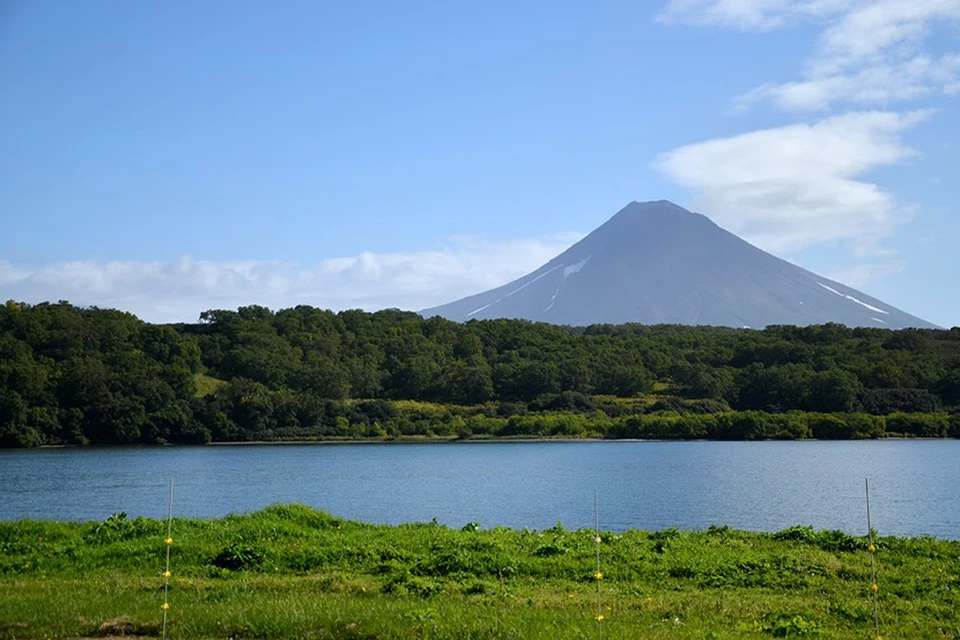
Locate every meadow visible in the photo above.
<box><xmin>1</xmin><ymin>504</ymin><xmax>958</xmax><ymax>639</ymax></box>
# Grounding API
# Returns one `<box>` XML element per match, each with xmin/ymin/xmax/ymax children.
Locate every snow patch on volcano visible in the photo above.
<box><xmin>818</xmin><ymin>283</ymin><xmax>889</xmax><ymax>315</ymax></box>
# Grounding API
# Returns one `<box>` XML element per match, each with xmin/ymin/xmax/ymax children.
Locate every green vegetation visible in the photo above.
<box><xmin>1</xmin><ymin>505</ymin><xmax>958</xmax><ymax>638</ymax></box>
<box><xmin>2</xmin><ymin>300</ymin><xmax>960</xmax><ymax>446</ymax></box>
<box><xmin>192</xmin><ymin>373</ymin><xmax>227</xmax><ymax>399</ymax></box>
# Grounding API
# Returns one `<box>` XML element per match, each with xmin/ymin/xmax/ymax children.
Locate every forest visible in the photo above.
<box><xmin>1</xmin><ymin>300</ymin><xmax>959</xmax><ymax>447</ymax></box>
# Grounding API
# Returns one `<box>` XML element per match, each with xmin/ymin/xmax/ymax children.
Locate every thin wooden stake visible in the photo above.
<box><xmin>162</xmin><ymin>480</ymin><xmax>174</xmax><ymax>640</ymax></box>
<box><xmin>865</xmin><ymin>478</ymin><xmax>880</xmax><ymax>640</ymax></box>
<box><xmin>595</xmin><ymin>488</ymin><xmax>602</xmax><ymax>640</ymax></box>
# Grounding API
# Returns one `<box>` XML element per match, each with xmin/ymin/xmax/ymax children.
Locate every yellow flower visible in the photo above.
<box><xmin>870</xmin><ymin>583</ymin><xmax>879</xmax><ymax>593</ymax></box>
<box><xmin>595</xmin><ymin>615</ymin><xmax>604</xmax><ymax>623</ymax></box>
<box><xmin>567</xmin><ymin>594</ymin><xmax>574</xmax><ymax>598</ymax></box>
<box><xmin>163</xmin><ymin>570</ymin><xmax>172</xmax><ymax>578</ymax></box>
<box><xmin>594</xmin><ymin>536</ymin><xmax>602</xmax><ymax>544</ymax></box>
<box><xmin>593</xmin><ymin>572</ymin><xmax>603</xmax><ymax>580</ymax></box>
<box><xmin>867</xmin><ymin>544</ymin><xmax>876</xmax><ymax>553</ymax></box>
<box><xmin>165</xmin><ymin>537</ymin><xmax>173</xmax><ymax>546</ymax></box>
<box><xmin>161</xmin><ymin>602</ymin><xmax>170</xmax><ymax>611</ymax></box>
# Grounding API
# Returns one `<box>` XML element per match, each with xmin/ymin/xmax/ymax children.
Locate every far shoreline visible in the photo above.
<box><xmin>26</xmin><ymin>434</ymin><xmax>954</xmax><ymax>450</ymax></box>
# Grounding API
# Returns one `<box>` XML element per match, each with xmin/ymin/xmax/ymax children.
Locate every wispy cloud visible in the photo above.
<box><xmin>666</xmin><ymin>0</ymin><xmax>960</xmax><ymax>112</ymax></box>
<box><xmin>0</xmin><ymin>233</ymin><xmax>583</xmax><ymax>323</ymax></box>
<box><xmin>822</xmin><ymin>260</ymin><xmax>905</xmax><ymax>287</ymax></box>
<box><xmin>734</xmin><ymin>54</ymin><xmax>960</xmax><ymax>112</ymax></box>
<box><xmin>654</xmin><ymin>110</ymin><xmax>930</xmax><ymax>254</ymax></box>
<box><xmin>657</xmin><ymin>0</ymin><xmax>849</xmax><ymax>31</ymax></box>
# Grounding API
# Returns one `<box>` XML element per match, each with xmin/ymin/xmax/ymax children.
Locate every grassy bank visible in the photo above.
<box><xmin>1</xmin><ymin>505</ymin><xmax>958</xmax><ymax>639</ymax></box>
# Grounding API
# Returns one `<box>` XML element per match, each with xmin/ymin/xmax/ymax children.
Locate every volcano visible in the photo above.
<box><xmin>421</xmin><ymin>201</ymin><xmax>936</xmax><ymax>329</ymax></box>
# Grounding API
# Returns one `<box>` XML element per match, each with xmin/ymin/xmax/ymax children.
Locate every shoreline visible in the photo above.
<box><xmin>28</xmin><ymin>434</ymin><xmax>952</xmax><ymax>449</ymax></box>
<box><xmin>2</xmin><ymin>504</ymin><xmax>957</xmax><ymax>541</ymax></box>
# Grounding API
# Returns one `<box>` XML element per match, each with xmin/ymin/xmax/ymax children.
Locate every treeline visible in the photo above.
<box><xmin>195</xmin><ymin>396</ymin><xmax>960</xmax><ymax>442</ymax></box>
<box><xmin>1</xmin><ymin>301</ymin><xmax>959</xmax><ymax>446</ymax></box>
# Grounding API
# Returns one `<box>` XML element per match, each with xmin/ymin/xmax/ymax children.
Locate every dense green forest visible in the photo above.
<box><xmin>1</xmin><ymin>300</ymin><xmax>959</xmax><ymax>447</ymax></box>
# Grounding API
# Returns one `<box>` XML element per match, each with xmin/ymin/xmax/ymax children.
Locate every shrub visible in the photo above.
<box><xmin>211</xmin><ymin>543</ymin><xmax>266</xmax><ymax>571</ymax></box>
<box><xmin>885</xmin><ymin>412</ymin><xmax>950</xmax><ymax>437</ymax></box>
<box><xmin>764</xmin><ymin>613</ymin><xmax>822</xmax><ymax>637</ymax></box>
<box><xmin>649</xmin><ymin>397</ymin><xmax>731</xmax><ymax>415</ymax></box>
<box><xmin>949</xmin><ymin>413</ymin><xmax>960</xmax><ymax>438</ymax></box>
<box><xmin>809</xmin><ymin>414</ymin><xmax>853</xmax><ymax>440</ymax></box>
<box><xmin>856</xmin><ymin>388</ymin><xmax>942</xmax><ymax>414</ymax></box>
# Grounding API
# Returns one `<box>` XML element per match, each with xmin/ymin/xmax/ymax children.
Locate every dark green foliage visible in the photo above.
<box><xmin>87</xmin><ymin>512</ymin><xmax>165</xmax><ymax>544</ymax></box>
<box><xmin>950</xmin><ymin>413</ymin><xmax>960</xmax><ymax>438</ymax></box>
<box><xmin>772</xmin><ymin>526</ymin><xmax>866</xmax><ymax>552</ymax></box>
<box><xmin>762</xmin><ymin>612</ymin><xmax>823</xmax><ymax>637</ymax></box>
<box><xmin>3</xmin><ymin>300</ymin><xmax>960</xmax><ymax>446</ymax></box>
<box><xmin>936</xmin><ymin>367</ymin><xmax>960</xmax><ymax>408</ymax></box>
<box><xmin>856</xmin><ymin>388</ymin><xmax>943</xmax><ymax>414</ymax></box>
<box><xmin>648</xmin><ymin>396</ymin><xmax>731</xmax><ymax>414</ymax></box>
<box><xmin>211</xmin><ymin>542</ymin><xmax>266</xmax><ymax>571</ymax></box>
<box><xmin>885</xmin><ymin>412</ymin><xmax>951</xmax><ymax>437</ymax></box>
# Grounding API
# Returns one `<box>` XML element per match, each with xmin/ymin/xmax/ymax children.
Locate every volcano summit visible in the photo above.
<box><xmin>422</xmin><ymin>201</ymin><xmax>935</xmax><ymax>329</ymax></box>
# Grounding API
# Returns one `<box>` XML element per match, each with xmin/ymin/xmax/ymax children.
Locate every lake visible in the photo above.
<box><xmin>1</xmin><ymin>440</ymin><xmax>958</xmax><ymax>539</ymax></box>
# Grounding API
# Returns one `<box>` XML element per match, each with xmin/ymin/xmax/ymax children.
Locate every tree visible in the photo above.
<box><xmin>436</xmin><ymin>356</ymin><xmax>494</xmax><ymax>405</ymax></box>
<box><xmin>806</xmin><ymin>370</ymin><xmax>862</xmax><ymax>412</ymax></box>
<box><xmin>297</xmin><ymin>353</ymin><xmax>349</xmax><ymax>399</ymax></box>
<box><xmin>735</xmin><ymin>364</ymin><xmax>813</xmax><ymax>412</ymax></box>
<box><xmin>0</xmin><ymin>389</ymin><xmax>35</xmax><ymax>447</ymax></box>
<box><xmin>217</xmin><ymin>379</ymin><xmax>275</xmax><ymax>439</ymax></box>
<box><xmin>594</xmin><ymin>364</ymin><xmax>653</xmax><ymax>397</ymax></box>
<box><xmin>935</xmin><ymin>368</ymin><xmax>960</xmax><ymax>407</ymax></box>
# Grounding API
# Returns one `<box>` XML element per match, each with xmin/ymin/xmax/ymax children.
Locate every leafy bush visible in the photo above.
<box><xmin>87</xmin><ymin>512</ymin><xmax>162</xmax><ymax>543</ymax></box>
<box><xmin>772</xmin><ymin>526</ymin><xmax>865</xmax><ymax>552</ymax></box>
<box><xmin>885</xmin><ymin>412</ymin><xmax>950</xmax><ymax>437</ymax></box>
<box><xmin>211</xmin><ymin>542</ymin><xmax>266</xmax><ymax>570</ymax></box>
<box><xmin>763</xmin><ymin>613</ymin><xmax>822</xmax><ymax>637</ymax></box>
<box><xmin>856</xmin><ymin>388</ymin><xmax>942</xmax><ymax>414</ymax></box>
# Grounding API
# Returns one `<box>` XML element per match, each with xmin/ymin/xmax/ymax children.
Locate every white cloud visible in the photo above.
<box><xmin>709</xmin><ymin>0</ymin><xmax>960</xmax><ymax>111</ymax></box>
<box><xmin>822</xmin><ymin>260</ymin><xmax>905</xmax><ymax>287</ymax></box>
<box><xmin>735</xmin><ymin>0</ymin><xmax>960</xmax><ymax>111</ymax></box>
<box><xmin>734</xmin><ymin>54</ymin><xmax>960</xmax><ymax>112</ymax></box>
<box><xmin>654</xmin><ymin>110</ymin><xmax>929</xmax><ymax>254</ymax></box>
<box><xmin>657</xmin><ymin>0</ymin><xmax>849</xmax><ymax>30</ymax></box>
<box><xmin>0</xmin><ymin>233</ymin><xmax>584</xmax><ymax>324</ymax></box>
<box><xmin>816</xmin><ymin>1</ymin><xmax>960</xmax><ymax>70</ymax></box>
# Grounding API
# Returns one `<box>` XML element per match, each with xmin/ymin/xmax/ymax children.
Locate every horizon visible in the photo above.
<box><xmin>2</xmin><ymin>1</ymin><xmax>958</xmax><ymax>327</ymax></box>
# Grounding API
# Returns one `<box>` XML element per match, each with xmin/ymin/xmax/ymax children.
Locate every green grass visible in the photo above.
<box><xmin>193</xmin><ymin>373</ymin><xmax>228</xmax><ymax>398</ymax></box>
<box><xmin>1</xmin><ymin>505</ymin><xmax>958</xmax><ymax>639</ymax></box>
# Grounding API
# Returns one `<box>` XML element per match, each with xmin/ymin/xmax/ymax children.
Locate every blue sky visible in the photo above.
<box><xmin>1</xmin><ymin>0</ymin><xmax>958</xmax><ymax>326</ymax></box>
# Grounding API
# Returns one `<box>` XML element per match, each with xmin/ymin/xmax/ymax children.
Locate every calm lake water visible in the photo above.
<box><xmin>1</xmin><ymin>441</ymin><xmax>958</xmax><ymax>539</ymax></box>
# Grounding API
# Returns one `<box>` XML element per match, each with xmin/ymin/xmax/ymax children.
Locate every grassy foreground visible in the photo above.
<box><xmin>1</xmin><ymin>505</ymin><xmax>958</xmax><ymax>639</ymax></box>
